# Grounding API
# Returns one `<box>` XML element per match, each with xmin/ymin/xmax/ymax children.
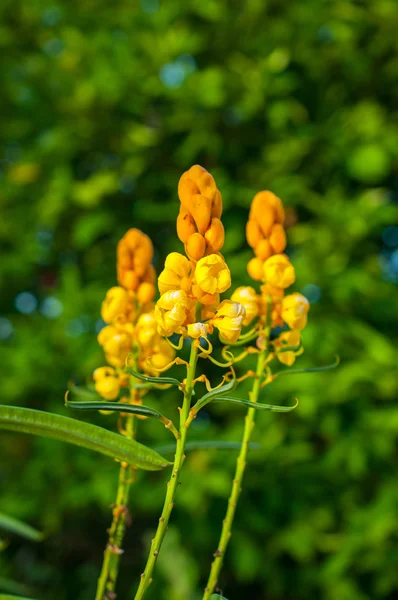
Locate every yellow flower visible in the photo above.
<box><xmin>263</xmin><ymin>254</ymin><xmax>295</xmax><ymax>288</ymax></box>
<box><xmin>230</xmin><ymin>286</ymin><xmax>259</xmax><ymax>326</ymax></box>
<box><xmin>139</xmin><ymin>336</ymin><xmax>175</xmax><ymax>375</ymax></box>
<box><xmin>135</xmin><ymin>312</ymin><xmax>158</xmax><ymax>349</ymax></box>
<box><xmin>97</xmin><ymin>325</ymin><xmax>132</xmax><ymax>367</ymax></box>
<box><xmin>101</xmin><ymin>286</ymin><xmax>132</xmax><ymax>324</ymax></box>
<box><xmin>154</xmin><ymin>290</ymin><xmax>194</xmax><ymax>337</ymax></box>
<box><xmin>117</xmin><ymin>228</ymin><xmax>154</xmax><ymax>291</ymax></box>
<box><xmin>158</xmin><ymin>253</ymin><xmax>193</xmax><ymax>295</ymax></box>
<box><xmin>193</xmin><ymin>254</ymin><xmax>231</xmax><ymax>301</ymax></box>
<box><xmin>93</xmin><ymin>366</ymin><xmax>120</xmax><ymax>400</ymax></box>
<box><xmin>247</xmin><ymin>257</ymin><xmax>265</xmax><ymax>281</ymax></box>
<box><xmin>211</xmin><ymin>300</ymin><xmax>246</xmax><ymax>343</ymax></box>
<box><xmin>274</xmin><ymin>330</ymin><xmax>302</xmax><ymax>366</ymax></box>
<box><xmin>282</xmin><ymin>293</ymin><xmax>310</xmax><ymax>330</ymax></box>
<box><xmin>186</xmin><ymin>322</ymin><xmax>208</xmax><ymax>339</ymax></box>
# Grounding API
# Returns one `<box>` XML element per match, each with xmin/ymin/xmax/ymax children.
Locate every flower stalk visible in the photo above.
<box><xmin>202</xmin><ymin>341</ymin><xmax>268</xmax><ymax>599</ymax></box>
<box><xmin>133</xmin><ymin>341</ymin><xmax>198</xmax><ymax>600</ymax></box>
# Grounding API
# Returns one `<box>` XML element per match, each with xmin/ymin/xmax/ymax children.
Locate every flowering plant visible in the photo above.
<box><xmin>0</xmin><ymin>165</ymin><xmax>337</xmax><ymax>600</ymax></box>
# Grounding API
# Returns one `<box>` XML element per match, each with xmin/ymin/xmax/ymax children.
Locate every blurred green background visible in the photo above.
<box><xmin>1</xmin><ymin>0</ymin><xmax>397</xmax><ymax>599</ymax></box>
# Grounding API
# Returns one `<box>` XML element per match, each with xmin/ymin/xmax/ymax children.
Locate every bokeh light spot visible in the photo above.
<box><xmin>41</xmin><ymin>297</ymin><xmax>64</xmax><ymax>319</ymax></box>
<box><xmin>0</xmin><ymin>317</ymin><xmax>13</xmax><ymax>340</ymax></box>
<box><xmin>300</xmin><ymin>284</ymin><xmax>321</xmax><ymax>304</ymax></box>
<box><xmin>15</xmin><ymin>292</ymin><xmax>38</xmax><ymax>314</ymax></box>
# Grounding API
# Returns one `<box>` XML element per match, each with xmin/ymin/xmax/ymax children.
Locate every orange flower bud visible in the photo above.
<box><xmin>176</xmin><ymin>209</ymin><xmax>197</xmax><ymax>243</ymax></box>
<box><xmin>186</xmin><ymin>233</ymin><xmax>206</xmax><ymax>261</ymax></box>
<box><xmin>254</xmin><ymin>239</ymin><xmax>273</xmax><ymax>260</ymax></box>
<box><xmin>269</xmin><ymin>224</ymin><xmax>286</xmax><ymax>253</ymax></box>
<box><xmin>178</xmin><ymin>165</ymin><xmax>222</xmax><ymax>236</ymax></box>
<box><xmin>117</xmin><ymin>228</ymin><xmax>154</xmax><ymax>291</ymax></box>
<box><xmin>246</xmin><ymin>220</ymin><xmax>263</xmax><ymax>248</ymax></box>
<box><xmin>247</xmin><ymin>257</ymin><xmax>264</xmax><ymax>281</ymax></box>
<box><xmin>204</xmin><ymin>217</ymin><xmax>224</xmax><ymax>253</ymax></box>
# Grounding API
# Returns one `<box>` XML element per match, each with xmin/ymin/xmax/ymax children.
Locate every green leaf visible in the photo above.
<box><xmin>0</xmin><ymin>595</ymin><xmax>38</xmax><ymax>600</ymax></box>
<box><xmin>126</xmin><ymin>367</ymin><xmax>181</xmax><ymax>387</ymax></box>
<box><xmin>213</xmin><ymin>396</ymin><xmax>299</xmax><ymax>413</ymax></box>
<box><xmin>66</xmin><ymin>400</ymin><xmax>180</xmax><ymax>439</ymax></box>
<box><xmin>275</xmin><ymin>342</ymin><xmax>302</xmax><ymax>353</ymax></box>
<box><xmin>0</xmin><ymin>513</ymin><xmax>43</xmax><ymax>542</ymax></box>
<box><xmin>192</xmin><ymin>378</ymin><xmax>237</xmax><ymax>413</ymax></box>
<box><xmin>66</xmin><ymin>400</ymin><xmax>164</xmax><ymax>419</ymax></box>
<box><xmin>210</xmin><ymin>595</ymin><xmax>229</xmax><ymax>600</ymax></box>
<box><xmin>67</xmin><ymin>382</ymin><xmax>100</xmax><ymax>400</ymax></box>
<box><xmin>0</xmin><ymin>406</ymin><xmax>170</xmax><ymax>471</ymax></box>
<box><xmin>154</xmin><ymin>440</ymin><xmax>261</xmax><ymax>454</ymax></box>
<box><xmin>273</xmin><ymin>356</ymin><xmax>340</xmax><ymax>377</ymax></box>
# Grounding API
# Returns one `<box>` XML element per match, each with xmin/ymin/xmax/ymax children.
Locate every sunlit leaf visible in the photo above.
<box><xmin>0</xmin><ymin>406</ymin><xmax>170</xmax><ymax>470</ymax></box>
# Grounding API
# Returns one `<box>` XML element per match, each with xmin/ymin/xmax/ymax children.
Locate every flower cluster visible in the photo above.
<box><xmin>154</xmin><ymin>165</ymin><xmax>246</xmax><ymax>344</ymax></box>
<box><xmin>230</xmin><ymin>191</ymin><xmax>310</xmax><ymax>366</ymax></box>
<box><xmin>94</xmin><ymin>229</ymin><xmax>174</xmax><ymax>400</ymax></box>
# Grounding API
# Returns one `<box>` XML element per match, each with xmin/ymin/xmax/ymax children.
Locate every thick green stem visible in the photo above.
<box><xmin>202</xmin><ymin>345</ymin><xmax>267</xmax><ymax>599</ymax></box>
<box><xmin>133</xmin><ymin>342</ymin><xmax>198</xmax><ymax>600</ymax></box>
<box><xmin>96</xmin><ymin>415</ymin><xmax>137</xmax><ymax>600</ymax></box>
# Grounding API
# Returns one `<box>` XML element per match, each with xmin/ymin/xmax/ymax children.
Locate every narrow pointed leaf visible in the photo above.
<box><xmin>126</xmin><ymin>367</ymin><xmax>181</xmax><ymax>387</ymax></box>
<box><xmin>214</xmin><ymin>396</ymin><xmax>299</xmax><ymax>412</ymax></box>
<box><xmin>68</xmin><ymin>382</ymin><xmax>100</xmax><ymax>400</ymax></box>
<box><xmin>275</xmin><ymin>343</ymin><xmax>302</xmax><ymax>354</ymax></box>
<box><xmin>192</xmin><ymin>378</ymin><xmax>237</xmax><ymax>413</ymax></box>
<box><xmin>0</xmin><ymin>513</ymin><xmax>43</xmax><ymax>542</ymax></box>
<box><xmin>154</xmin><ymin>440</ymin><xmax>260</xmax><ymax>454</ymax></box>
<box><xmin>0</xmin><ymin>406</ymin><xmax>170</xmax><ymax>470</ymax></box>
<box><xmin>273</xmin><ymin>355</ymin><xmax>340</xmax><ymax>377</ymax></box>
<box><xmin>0</xmin><ymin>596</ymin><xmax>38</xmax><ymax>600</ymax></box>
<box><xmin>66</xmin><ymin>400</ymin><xmax>164</xmax><ymax>420</ymax></box>
<box><xmin>66</xmin><ymin>401</ymin><xmax>180</xmax><ymax>439</ymax></box>
<box><xmin>0</xmin><ymin>596</ymin><xmax>37</xmax><ymax>600</ymax></box>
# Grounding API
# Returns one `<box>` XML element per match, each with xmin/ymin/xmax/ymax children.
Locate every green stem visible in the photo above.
<box><xmin>96</xmin><ymin>415</ymin><xmax>137</xmax><ymax>600</ymax></box>
<box><xmin>202</xmin><ymin>345</ymin><xmax>267</xmax><ymax>599</ymax></box>
<box><xmin>133</xmin><ymin>341</ymin><xmax>198</xmax><ymax>600</ymax></box>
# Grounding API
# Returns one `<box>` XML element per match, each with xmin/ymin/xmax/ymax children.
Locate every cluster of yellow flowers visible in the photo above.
<box><xmin>94</xmin><ymin>229</ymin><xmax>174</xmax><ymax>400</ymax></box>
<box><xmin>230</xmin><ymin>191</ymin><xmax>310</xmax><ymax>366</ymax></box>
<box><xmin>154</xmin><ymin>165</ymin><xmax>246</xmax><ymax>344</ymax></box>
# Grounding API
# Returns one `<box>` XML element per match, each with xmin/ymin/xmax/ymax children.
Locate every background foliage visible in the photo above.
<box><xmin>1</xmin><ymin>1</ymin><xmax>397</xmax><ymax>599</ymax></box>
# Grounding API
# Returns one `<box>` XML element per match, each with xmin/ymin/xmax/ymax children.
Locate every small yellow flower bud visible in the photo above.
<box><xmin>154</xmin><ymin>290</ymin><xmax>194</xmax><ymax>337</ymax></box>
<box><xmin>97</xmin><ymin>325</ymin><xmax>132</xmax><ymax>367</ymax></box>
<box><xmin>137</xmin><ymin>282</ymin><xmax>155</xmax><ymax>304</ymax></box>
<box><xmin>263</xmin><ymin>254</ymin><xmax>295</xmax><ymax>288</ymax></box>
<box><xmin>146</xmin><ymin>338</ymin><xmax>175</xmax><ymax>372</ymax></box>
<box><xmin>135</xmin><ymin>312</ymin><xmax>157</xmax><ymax>349</ymax></box>
<box><xmin>269</xmin><ymin>224</ymin><xmax>287</xmax><ymax>253</ymax></box>
<box><xmin>211</xmin><ymin>300</ymin><xmax>246</xmax><ymax>343</ymax></box>
<box><xmin>101</xmin><ymin>287</ymin><xmax>131</xmax><ymax>324</ymax></box>
<box><xmin>186</xmin><ymin>233</ymin><xmax>206</xmax><ymax>261</ymax></box>
<box><xmin>247</xmin><ymin>257</ymin><xmax>264</xmax><ymax>281</ymax></box>
<box><xmin>93</xmin><ymin>367</ymin><xmax>120</xmax><ymax>400</ymax></box>
<box><xmin>194</xmin><ymin>254</ymin><xmax>231</xmax><ymax>297</ymax></box>
<box><xmin>274</xmin><ymin>330</ymin><xmax>302</xmax><ymax>366</ymax></box>
<box><xmin>231</xmin><ymin>286</ymin><xmax>259</xmax><ymax>326</ymax></box>
<box><xmin>158</xmin><ymin>253</ymin><xmax>192</xmax><ymax>295</ymax></box>
<box><xmin>282</xmin><ymin>293</ymin><xmax>310</xmax><ymax>330</ymax></box>
<box><xmin>187</xmin><ymin>322</ymin><xmax>208</xmax><ymax>339</ymax></box>
<box><xmin>204</xmin><ymin>217</ymin><xmax>225</xmax><ymax>253</ymax></box>
<box><xmin>250</xmin><ymin>191</ymin><xmax>285</xmax><ymax>225</ymax></box>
